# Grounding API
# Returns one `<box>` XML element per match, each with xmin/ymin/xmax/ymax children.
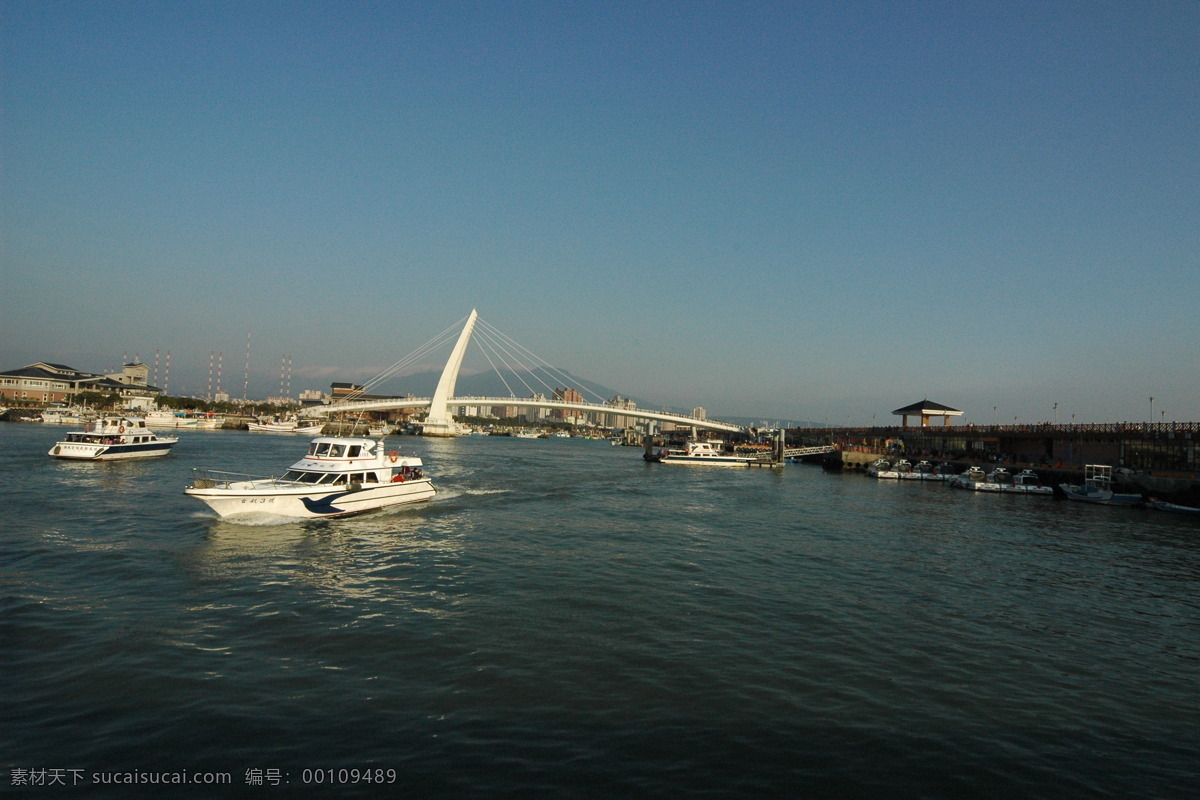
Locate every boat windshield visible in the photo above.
<box><xmin>308</xmin><ymin>442</ymin><xmax>331</xmax><ymax>457</ymax></box>
<box><xmin>281</xmin><ymin>470</ymin><xmax>324</xmax><ymax>483</ymax></box>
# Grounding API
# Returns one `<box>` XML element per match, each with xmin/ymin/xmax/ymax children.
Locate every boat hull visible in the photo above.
<box><xmin>658</xmin><ymin>455</ymin><xmax>753</xmax><ymax>467</ymax></box>
<box><xmin>1058</xmin><ymin>485</ymin><xmax>1143</xmax><ymax>505</ymax></box>
<box><xmin>185</xmin><ymin>478</ymin><xmax>436</xmax><ymax>519</ymax></box>
<box><xmin>247</xmin><ymin>422</ymin><xmax>324</xmax><ymax>434</ymax></box>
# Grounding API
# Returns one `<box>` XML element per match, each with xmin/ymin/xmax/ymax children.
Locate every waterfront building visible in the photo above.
<box><xmin>552</xmin><ymin>387</ymin><xmax>583</xmax><ymax>421</ymax></box>
<box><xmin>607</xmin><ymin>395</ymin><xmax>637</xmax><ymax>428</ymax></box>
<box><xmin>0</xmin><ymin>361</ymin><xmax>162</xmax><ymax>408</ymax></box>
<box><xmin>525</xmin><ymin>394</ymin><xmax>549</xmax><ymax>423</ymax></box>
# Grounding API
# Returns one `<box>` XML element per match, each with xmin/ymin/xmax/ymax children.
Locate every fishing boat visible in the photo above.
<box><xmin>144</xmin><ymin>409</ymin><xmax>224</xmax><ymax>429</ymax></box>
<box><xmin>1059</xmin><ymin>465</ymin><xmax>1143</xmax><ymax>506</ymax></box>
<box><xmin>48</xmin><ymin>416</ymin><xmax>179</xmax><ymax>461</ymax></box>
<box><xmin>145</xmin><ymin>409</ymin><xmax>200</xmax><ymax>428</ymax></box>
<box><xmin>184</xmin><ymin>436</ymin><xmax>435</xmax><ymax>519</ymax></box>
<box><xmin>247</xmin><ymin>416</ymin><xmax>324</xmax><ymax>434</ymax></box>
<box><xmin>40</xmin><ymin>405</ymin><xmax>96</xmax><ymax>425</ymax></box>
<box><xmin>644</xmin><ymin>440</ymin><xmax>758</xmax><ymax>467</ymax></box>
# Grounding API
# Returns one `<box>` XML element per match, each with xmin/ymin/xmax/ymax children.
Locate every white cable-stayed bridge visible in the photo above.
<box><xmin>301</xmin><ymin>309</ymin><xmax>745</xmax><ymax>435</ymax></box>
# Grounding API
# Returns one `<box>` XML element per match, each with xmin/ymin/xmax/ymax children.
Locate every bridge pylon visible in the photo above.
<box><xmin>421</xmin><ymin>309</ymin><xmax>478</xmax><ymax>437</ymax></box>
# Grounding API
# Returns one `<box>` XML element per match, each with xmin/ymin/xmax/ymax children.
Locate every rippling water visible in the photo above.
<box><xmin>3</xmin><ymin>424</ymin><xmax>1198</xmax><ymax>797</ymax></box>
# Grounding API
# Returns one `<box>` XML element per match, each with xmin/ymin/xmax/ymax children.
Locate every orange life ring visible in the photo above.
<box><xmin>388</xmin><ymin>450</ymin><xmax>399</xmax><ymax>463</ymax></box>
<box><xmin>118</xmin><ymin>426</ymin><xmax>125</xmax><ymax>433</ymax></box>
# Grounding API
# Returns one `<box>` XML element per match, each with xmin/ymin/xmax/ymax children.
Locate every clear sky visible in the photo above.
<box><xmin>3</xmin><ymin>1</ymin><xmax>1197</xmax><ymax>425</ymax></box>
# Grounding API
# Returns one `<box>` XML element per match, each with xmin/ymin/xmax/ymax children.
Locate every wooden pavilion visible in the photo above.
<box><xmin>892</xmin><ymin>399</ymin><xmax>963</xmax><ymax>428</ymax></box>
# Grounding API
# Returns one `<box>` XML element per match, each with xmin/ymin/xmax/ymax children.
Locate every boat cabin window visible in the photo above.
<box><xmin>328</xmin><ymin>444</ymin><xmax>345</xmax><ymax>458</ymax></box>
<box><xmin>308</xmin><ymin>442</ymin><xmax>332</xmax><ymax>457</ymax></box>
<box><xmin>347</xmin><ymin>445</ymin><xmax>361</xmax><ymax>458</ymax></box>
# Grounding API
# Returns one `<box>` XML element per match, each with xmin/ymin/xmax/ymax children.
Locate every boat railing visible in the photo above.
<box><xmin>188</xmin><ymin>468</ymin><xmax>303</xmax><ymax>489</ymax></box>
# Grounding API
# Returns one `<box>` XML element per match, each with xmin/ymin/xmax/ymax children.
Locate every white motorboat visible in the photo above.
<box><xmin>873</xmin><ymin>458</ymin><xmax>910</xmax><ymax>479</ymax></box>
<box><xmin>48</xmin><ymin>416</ymin><xmax>179</xmax><ymax>461</ymax></box>
<box><xmin>900</xmin><ymin>460</ymin><xmax>950</xmax><ymax>481</ymax></box>
<box><xmin>644</xmin><ymin>440</ymin><xmax>759</xmax><ymax>467</ymax></box>
<box><xmin>1059</xmin><ymin>465</ymin><xmax>1142</xmax><ymax>505</ymax></box>
<box><xmin>950</xmin><ymin>466</ymin><xmax>1052</xmax><ymax>495</ymax></box>
<box><xmin>247</xmin><ymin>416</ymin><xmax>324</xmax><ymax>434</ymax></box>
<box><xmin>184</xmin><ymin>436</ymin><xmax>435</xmax><ymax>519</ymax></box>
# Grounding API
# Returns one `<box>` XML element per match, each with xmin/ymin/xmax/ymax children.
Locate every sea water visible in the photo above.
<box><xmin>2</xmin><ymin>424</ymin><xmax>1197</xmax><ymax>798</ymax></box>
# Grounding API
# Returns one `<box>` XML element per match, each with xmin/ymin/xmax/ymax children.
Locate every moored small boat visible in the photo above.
<box><xmin>1059</xmin><ymin>465</ymin><xmax>1142</xmax><ymax>506</ymax></box>
<box><xmin>866</xmin><ymin>458</ymin><xmax>891</xmax><ymax>477</ymax></box>
<box><xmin>48</xmin><ymin>416</ymin><xmax>179</xmax><ymax>461</ymax></box>
<box><xmin>1146</xmin><ymin>498</ymin><xmax>1200</xmax><ymax>516</ymax></box>
<box><xmin>900</xmin><ymin>460</ymin><xmax>950</xmax><ymax>481</ymax></box>
<box><xmin>950</xmin><ymin>466</ymin><xmax>1052</xmax><ymax>495</ymax></box>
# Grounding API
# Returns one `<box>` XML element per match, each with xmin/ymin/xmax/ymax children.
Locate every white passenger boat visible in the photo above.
<box><xmin>247</xmin><ymin>416</ymin><xmax>324</xmax><ymax>434</ymax></box>
<box><xmin>184</xmin><ymin>436</ymin><xmax>435</xmax><ymax>519</ymax></box>
<box><xmin>48</xmin><ymin>416</ymin><xmax>179</xmax><ymax>461</ymax></box>
<box><xmin>950</xmin><ymin>466</ymin><xmax>1053</xmax><ymax>495</ymax></box>
<box><xmin>1059</xmin><ymin>465</ymin><xmax>1142</xmax><ymax>505</ymax></box>
<box><xmin>645</xmin><ymin>440</ymin><xmax>757</xmax><ymax>466</ymax></box>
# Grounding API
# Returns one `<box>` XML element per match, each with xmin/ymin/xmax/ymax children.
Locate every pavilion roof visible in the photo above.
<box><xmin>891</xmin><ymin>399</ymin><xmax>963</xmax><ymax>416</ymax></box>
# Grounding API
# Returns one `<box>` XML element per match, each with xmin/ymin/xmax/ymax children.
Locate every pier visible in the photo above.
<box><xmin>788</xmin><ymin>422</ymin><xmax>1200</xmax><ymax>504</ymax></box>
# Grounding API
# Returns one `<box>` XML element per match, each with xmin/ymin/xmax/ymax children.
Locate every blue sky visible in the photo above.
<box><xmin>3</xmin><ymin>1</ymin><xmax>1197</xmax><ymax>424</ymax></box>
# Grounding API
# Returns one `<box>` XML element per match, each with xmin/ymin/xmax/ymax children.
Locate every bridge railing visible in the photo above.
<box><xmin>310</xmin><ymin>395</ymin><xmax>741</xmax><ymax>431</ymax></box>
